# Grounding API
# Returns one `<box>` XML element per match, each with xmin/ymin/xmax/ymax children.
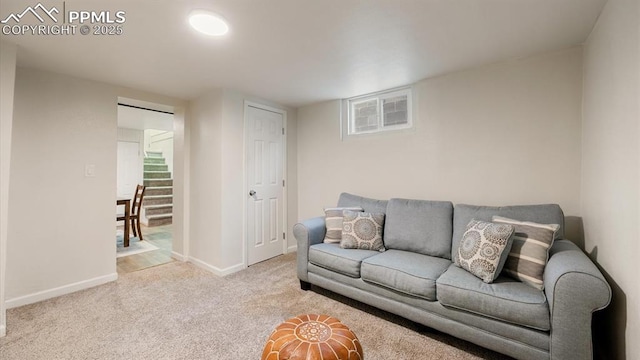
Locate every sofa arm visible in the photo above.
<box><xmin>544</xmin><ymin>240</ymin><xmax>611</xmax><ymax>360</ymax></box>
<box><xmin>293</xmin><ymin>217</ymin><xmax>326</xmax><ymax>282</ymax></box>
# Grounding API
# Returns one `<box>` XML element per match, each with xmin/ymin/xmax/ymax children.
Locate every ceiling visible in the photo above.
<box><xmin>0</xmin><ymin>0</ymin><xmax>606</xmax><ymax>108</ymax></box>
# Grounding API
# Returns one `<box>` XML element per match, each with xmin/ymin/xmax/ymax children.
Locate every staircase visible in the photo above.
<box><xmin>142</xmin><ymin>151</ymin><xmax>173</xmax><ymax>227</ymax></box>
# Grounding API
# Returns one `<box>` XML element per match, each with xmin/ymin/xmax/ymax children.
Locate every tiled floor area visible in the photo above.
<box><xmin>116</xmin><ymin>224</ymin><xmax>174</xmax><ymax>274</ymax></box>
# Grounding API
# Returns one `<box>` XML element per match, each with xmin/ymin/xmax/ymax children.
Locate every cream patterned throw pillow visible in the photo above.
<box><xmin>492</xmin><ymin>216</ymin><xmax>560</xmax><ymax>290</ymax></box>
<box><xmin>456</xmin><ymin>219</ymin><xmax>515</xmax><ymax>283</ymax></box>
<box><xmin>340</xmin><ymin>210</ymin><xmax>385</xmax><ymax>252</ymax></box>
<box><xmin>323</xmin><ymin>207</ymin><xmax>363</xmax><ymax>243</ymax></box>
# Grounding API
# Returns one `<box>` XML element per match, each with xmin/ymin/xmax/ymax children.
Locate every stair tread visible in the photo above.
<box><xmin>145</xmin><ymin>190</ymin><xmax>173</xmax><ymax>195</ymax></box>
<box><xmin>146</xmin><ymin>213</ymin><xmax>173</xmax><ymax>219</ymax></box>
<box><xmin>144</xmin><ymin>179</ymin><xmax>173</xmax><ymax>184</ymax></box>
<box><xmin>145</xmin><ymin>194</ymin><xmax>173</xmax><ymax>198</ymax></box>
<box><xmin>144</xmin><ymin>203</ymin><xmax>173</xmax><ymax>208</ymax></box>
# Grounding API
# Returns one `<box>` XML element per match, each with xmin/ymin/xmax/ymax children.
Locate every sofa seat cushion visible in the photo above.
<box><xmin>309</xmin><ymin>243</ymin><xmax>380</xmax><ymax>278</ymax></box>
<box><xmin>436</xmin><ymin>265</ymin><xmax>550</xmax><ymax>331</ymax></box>
<box><xmin>360</xmin><ymin>250</ymin><xmax>451</xmax><ymax>301</ymax></box>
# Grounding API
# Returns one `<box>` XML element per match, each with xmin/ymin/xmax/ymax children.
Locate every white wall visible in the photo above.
<box><xmin>297</xmin><ymin>47</ymin><xmax>584</xmax><ymax>237</ymax></box>
<box><xmin>0</xmin><ymin>41</ymin><xmax>18</xmax><ymax>337</ymax></box>
<box><xmin>188</xmin><ymin>89</ymin><xmax>224</xmax><ymax>269</ymax></box>
<box><xmin>220</xmin><ymin>90</ymin><xmax>249</xmax><ymax>271</ymax></box>
<box><xmin>5</xmin><ymin>68</ymin><xmax>188</xmax><ymax>309</ymax></box>
<box><xmin>7</xmin><ymin>68</ymin><xmax>118</xmax><ymax>306</ymax></box>
<box><xmin>581</xmin><ymin>0</ymin><xmax>640</xmax><ymax>358</ymax></box>
<box><xmin>118</xmin><ymin>127</ymin><xmax>145</xmax><ymax>143</ymax></box>
<box><xmin>171</xmin><ymin>107</ymin><xmax>188</xmax><ymax>258</ymax></box>
<box><xmin>188</xmin><ymin>89</ymin><xmax>298</xmax><ymax>274</ymax></box>
<box><xmin>286</xmin><ymin>106</ymin><xmax>298</xmax><ymax>252</ymax></box>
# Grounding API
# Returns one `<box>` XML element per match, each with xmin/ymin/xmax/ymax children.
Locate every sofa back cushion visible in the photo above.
<box><xmin>452</xmin><ymin>204</ymin><xmax>564</xmax><ymax>260</ymax></box>
<box><xmin>337</xmin><ymin>193</ymin><xmax>388</xmax><ymax>214</ymax></box>
<box><xmin>384</xmin><ymin>198</ymin><xmax>454</xmax><ymax>259</ymax></box>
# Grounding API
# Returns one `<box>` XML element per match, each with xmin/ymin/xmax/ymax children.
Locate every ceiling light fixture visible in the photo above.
<box><xmin>188</xmin><ymin>10</ymin><xmax>229</xmax><ymax>36</ymax></box>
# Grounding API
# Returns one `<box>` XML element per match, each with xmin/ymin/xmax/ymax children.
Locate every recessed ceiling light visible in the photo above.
<box><xmin>189</xmin><ymin>10</ymin><xmax>229</xmax><ymax>36</ymax></box>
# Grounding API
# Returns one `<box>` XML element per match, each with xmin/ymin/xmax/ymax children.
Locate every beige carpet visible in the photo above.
<box><xmin>1</xmin><ymin>253</ymin><xmax>511</xmax><ymax>359</ymax></box>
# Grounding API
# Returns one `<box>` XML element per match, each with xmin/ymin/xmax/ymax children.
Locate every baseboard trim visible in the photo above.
<box><xmin>188</xmin><ymin>256</ymin><xmax>245</xmax><ymax>277</ymax></box>
<box><xmin>5</xmin><ymin>272</ymin><xmax>118</xmax><ymax>309</ymax></box>
<box><xmin>287</xmin><ymin>245</ymin><xmax>297</xmax><ymax>253</ymax></box>
<box><xmin>171</xmin><ymin>251</ymin><xmax>186</xmax><ymax>261</ymax></box>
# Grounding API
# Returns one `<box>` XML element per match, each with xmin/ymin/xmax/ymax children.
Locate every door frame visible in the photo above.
<box><xmin>243</xmin><ymin>100</ymin><xmax>288</xmax><ymax>267</ymax></box>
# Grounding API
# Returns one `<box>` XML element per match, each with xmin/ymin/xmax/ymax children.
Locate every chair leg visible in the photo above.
<box><xmin>136</xmin><ymin>218</ymin><xmax>143</xmax><ymax>241</ymax></box>
<box><xmin>131</xmin><ymin>219</ymin><xmax>138</xmax><ymax>237</ymax></box>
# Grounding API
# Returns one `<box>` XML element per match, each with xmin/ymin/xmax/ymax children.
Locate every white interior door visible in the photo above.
<box><xmin>246</xmin><ymin>105</ymin><xmax>284</xmax><ymax>265</ymax></box>
<box><xmin>117</xmin><ymin>141</ymin><xmax>141</xmax><ymax>199</ymax></box>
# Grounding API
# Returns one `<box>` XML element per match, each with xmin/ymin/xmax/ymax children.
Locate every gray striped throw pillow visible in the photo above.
<box><xmin>492</xmin><ymin>216</ymin><xmax>560</xmax><ymax>290</ymax></box>
<box><xmin>323</xmin><ymin>207</ymin><xmax>363</xmax><ymax>243</ymax></box>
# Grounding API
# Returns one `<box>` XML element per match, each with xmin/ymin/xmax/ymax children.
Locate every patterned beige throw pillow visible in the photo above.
<box><xmin>340</xmin><ymin>210</ymin><xmax>386</xmax><ymax>252</ymax></box>
<box><xmin>456</xmin><ymin>219</ymin><xmax>515</xmax><ymax>283</ymax></box>
<box><xmin>492</xmin><ymin>216</ymin><xmax>560</xmax><ymax>290</ymax></box>
<box><xmin>323</xmin><ymin>207</ymin><xmax>363</xmax><ymax>243</ymax></box>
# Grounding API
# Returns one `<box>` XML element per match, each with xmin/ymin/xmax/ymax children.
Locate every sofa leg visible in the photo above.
<box><xmin>300</xmin><ymin>280</ymin><xmax>311</xmax><ymax>291</ymax></box>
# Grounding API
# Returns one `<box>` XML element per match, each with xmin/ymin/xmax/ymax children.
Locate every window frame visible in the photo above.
<box><xmin>346</xmin><ymin>87</ymin><xmax>413</xmax><ymax>136</ymax></box>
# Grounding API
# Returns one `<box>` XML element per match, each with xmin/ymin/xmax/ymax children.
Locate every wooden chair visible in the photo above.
<box><xmin>117</xmin><ymin>185</ymin><xmax>146</xmax><ymax>241</ymax></box>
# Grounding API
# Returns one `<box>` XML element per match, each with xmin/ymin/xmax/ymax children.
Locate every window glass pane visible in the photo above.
<box><xmin>352</xmin><ymin>99</ymin><xmax>379</xmax><ymax>133</ymax></box>
<box><xmin>382</xmin><ymin>95</ymin><xmax>408</xmax><ymax>126</ymax></box>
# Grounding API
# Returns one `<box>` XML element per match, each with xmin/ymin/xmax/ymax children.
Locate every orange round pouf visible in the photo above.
<box><xmin>261</xmin><ymin>314</ymin><xmax>364</xmax><ymax>360</ymax></box>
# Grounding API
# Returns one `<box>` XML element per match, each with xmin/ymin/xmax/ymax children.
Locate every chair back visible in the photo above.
<box><xmin>131</xmin><ymin>185</ymin><xmax>146</xmax><ymax>217</ymax></box>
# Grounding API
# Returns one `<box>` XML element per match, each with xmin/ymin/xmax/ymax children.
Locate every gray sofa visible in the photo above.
<box><xmin>294</xmin><ymin>193</ymin><xmax>611</xmax><ymax>360</ymax></box>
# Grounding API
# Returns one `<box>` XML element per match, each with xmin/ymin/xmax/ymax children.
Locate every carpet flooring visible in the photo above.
<box><xmin>0</xmin><ymin>253</ymin><xmax>511</xmax><ymax>359</ymax></box>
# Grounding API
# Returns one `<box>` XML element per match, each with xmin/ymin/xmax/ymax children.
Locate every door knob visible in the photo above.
<box><xmin>249</xmin><ymin>190</ymin><xmax>256</xmax><ymax>196</ymax></box>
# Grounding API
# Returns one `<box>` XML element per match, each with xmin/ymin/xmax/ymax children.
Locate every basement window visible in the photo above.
<box><xmin>345</xmin><ymin>87</ymin><xmax>413</xmax><ymax>136</ymax></box>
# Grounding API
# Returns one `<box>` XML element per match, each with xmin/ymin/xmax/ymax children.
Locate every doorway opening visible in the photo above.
<box><xmin>116</xmin><ymin>101</ymin><xmax>175</xmax><ymax>273</ymax></box>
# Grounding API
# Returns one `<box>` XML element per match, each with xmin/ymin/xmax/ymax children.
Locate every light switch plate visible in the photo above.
<box><xmin>85</xmin><ymin>164</ymin><xmax>96</xmax><ymax>177</ymax></box>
